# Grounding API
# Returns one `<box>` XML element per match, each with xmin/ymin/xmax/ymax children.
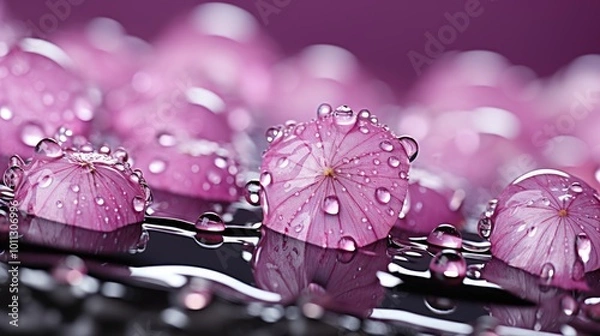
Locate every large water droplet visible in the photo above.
<box><xmin>317</xmin><ymin>103</ymin><xmax>333</xmax><ymax>117</ymax></box>
<box><xmin>20</xmin><ymin>122</ymin><xmax>45</xmax><ymax>147</ymax></box>
<box><xmin>397</xmin><ymin>136</ymin><xmax>419</xmax><ymax>162</ymax></box>
<box><xmin>427</xmin><ymin>224</ymin><xmax>463</xmax><ymax>249</ymax></box>
<box><xmin>379</xmin><ymin>140</ymin><xmax>394</xmax><ymax>152</ymax></box>
<box><xmin>132</xmin><ymin>196</ymin><xmax>145</xmax><ymax>212</ymax></box>
<box><xmin>148</xmin><ymin>159</ymin><xmax>167</xmax><ymax>174</ymax></box>
<box><xmin>572</xmin><ymin>259</ymin><xmax>585</xmax><ymax>281</ymax></box>
<box><xmin>196</xmin><ymin>212</ymin><xmax>226</xmax><ymax>232</ymax></box>
<box><xmin>265</xmin><ymin>126</ymin><xmax>281</xmax><ymax>143</ymax></box>
<box><xmin>9</xmin><ymin>155</ymin><xmax>24</xmax><ymax>168</ymax></box>
<box><xmin>3</xmin><ymin>166</ymin><xmax>24</xmax><ymax>189</ymax></box>
<box><xmin>429</xmin><ymin>250</ymin><xmax>466</xmax><ymax>284</ymax></box>
<box><xmin>375</xmin><ymin>187</ymin><xmax>391</xmax><ymax>204</ymax></box>
<box><xmin>477</xmin><ymin>217</ymin><xmax>493</xmax><ymax>239</ymax></box>
<box><xmin>113</xmin><ymin>148</ymin><xmax>129</xmax><ymax>163</ymax></box>
<box><xmin>323</xmin><ymin>195</ymin><xmax>340</xmax><ymax>215</ymax></box>
<box><xmin>337</xmin><ymin>236</ymin><xmax>357</xmax><ymax>252</ymax></box>
<box><xmin>260</xmin><ymin>172</ymin><xmax>272</xmax><ymax>187</ymax></box>
<box><xmin>424</xmin><ymin>297</ymin><xmax>457</xmax><ymax>315</ymax></box>
<box><xmin>333</xmin><ymin>105</ymin><xmax>357</xmax><ymax>126</ymax></box>
<box><xmin>576</xmin><ymin>233</ymin><xmax>591</xmax><ymax>264</ymax></box>
<box><xmin>34</xmin><ymin>138</ymin><xmax>63</xmax><ymax>160</ymax></box>
<box><xmin>569</xmin><ymin>182</ymin><xmax>583</xmax><ymax>194</ymax></box>
<box><xmin>244</xmin><ymin>180</ymin><xmax>261</xmax><ymax>206</ymax></box>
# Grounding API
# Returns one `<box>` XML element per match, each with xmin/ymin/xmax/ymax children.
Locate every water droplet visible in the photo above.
<box><xmin>157</xmin><ymin>132</ymin><xmax>177</xmax><ymax>147</ymax></box>
<box><xmin>70</xmin><ymin>184</ymin><xmax>80</xmax><ymax>192</ymax></box>
<box><xmin>338</xmin><ymin>236</ymin><xmax>357</xmax><ymax>252</ymax></box>
<box><xmin>9</xmin><ymin>155</ymin><xmax>24</xmax><ymax>168</ymax></box>
<box><xmin>196</xmin><ymin>212</ymin><xmax>226</xmax><ymax>232</ymax></box>
<box><xmin>295</xmin><ymin>125</ymin><xmax>306</xmax><ymax>135</ymax></box>
<box><xmin>277</xmin><ymin>157</ymin><xmax>289</xmax><ymax>168</ymax></box>
<box><xmin>572</xmin><ymin>259</ymin><xmax>585</xmax><ymax>281</ymax></box>
<box><xmin>99</xmin><ymin>145</ymin><xmax>111</xmax><ymax>155</ymax></box>
<box><xmin>477</xmin><ymin>217</ymin><xmax>493</xmax><ymax>239</ymax></box>
<box><xmin>526</xmin><ymin>226</ymin><xmax>537</xmax><ymax>237</ymax></box>
<box><xmin>375</xmin><ymin>187</ymin><xmax>391</xmax><ymax>204</ymax></box>
<box><xmin>424</xmin><ymin>297</ymin><xmax>457</xmax><ymax>315</ymax></box>
<box><xmin>244</xmin><ymin>180</ymin><xmax>261</xmax><ymax>206</ymax></box>
<box><xmin>540</xmin><ymin>263</ymin><xmax>555</xmax><ymax>284</ymax></box>
<box><xmin>466</xmin><ymin>264</ymin><xmax>483</xmax><ymax>279</ymax></box>
<box><xmin>323</xmin><ymin>195</ymin><xmax>340</xmax><ymax>215</ymax></box>
<box><xmin>484</xmin><ymin>199</ymin><xmax>498</xmax><ymax>218</ymax></box>
<box><xmin>333</xmin><ymin>105</ymin><xmax>357</xmax><ymax>126</ymax></box>
<box><xmin>113</xmin><ymin>148</ymin><xmax>129</xmax><ymax>163</ymax></box>
<box><xmin>569</xmin><ymin>182</ymin><xmax>584</xmax><ymax>193</ymax></box>
<box><xmin>132</xmin><ymin>196</ymin><xmax>145</xmax><ymax>212</ymax></box>
<box><xmin>387</xmin><ymin>156</ymin><xmax>400</xmax><ymax>168</ymax></box>
<box><xmin>148</xmin><ymin>159</ymin><xmax>167</xmax><ymax>174</ymax></box>
<box><xmin>576</xmin><ymin>233</ymin><xmax>591</xmax><ymax>264</ymax></box>
<box><xmin>3</xmin><ymin>166</ymin><xmax>24</xmax><ymax>189</ymax></box>
<box><xmin>214</xmin><ymin>157</ymin><xmax>227</xmax><ymax>169</ymax></box>
<box><xmin>265</xmin><ymin>126</ymin><xmax>281</xmax><ymax>143</ymax></box>
<box><xmin>20</xmin><ymin>122</ymin><xmax>45</xmax><ymax>147</ymax></box>
<box><xmin>56</xmin><ymin>200</ymin><xmax>63</xmax><ymax>208</ymax></box>
<box><xmin>294</xmin><ymin>223</ymin><xmax>303</xmax><ymax>233</ymax></box>
<box><xmin>34</xmin><ymin>138</ymin><xmax>63</xmax><ymax>160</ymax></box>
<box><xmin>427</xmin><ymin>224</ymin><xmax>463</xmax><ymax>249</ymax></box>
<box><xmin>0</xmin><ymin>106</ymin><xmax>13</xmax><ymax>120</ymax></box>
<box><xmin>561</xmin><ymin>295</ymin><xmax>578</xmax><ymax>316</ymax></box>
<box><xmin>379</xmin><ymin>140</ymin><xmax>394</xmax><ymax>152</ymax></box>
<box><xmin>260</xmin><ymin>172</ymin><xmax>272</xmax><ymax>187</ymax></box>
<box><xmin>94</xmin><ymin>196</ymin><xmax>105</xmax><ymax>206</ymax></box>
<box><xmin>317</xmin><ymin>103</ymin><xmax>333</xmax><ymax>117</ymax></box>
<box><xmin>397</xmin><ymin>136</ymin><xmax>419</xmax><ymax>162</ymax></box>
<box><xmin>37</xmin><ymin>173</ymin><xmax>53</xmax><ymax>189</ymax></box>
<box><xmin>429</xmin><ymin>250</ymin><xmax>466</xmax><ymax>284</ymax></box>
<box><xmin>358</xmin><ymin>109</ymin><xmax>371</xmax><ymax>119</ymax></box>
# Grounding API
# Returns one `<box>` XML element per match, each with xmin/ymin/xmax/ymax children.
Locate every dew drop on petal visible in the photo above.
<box><xmin>244</xmin><ymin>180</ymin><xmax>261</xmax><ymax>206</ymax></box>
<box><xmin>20</xmin><ymin>122</ymin><xmax>45</xmax><ymax>147</ymax></box>
<box><xmin>429</xmin><ymin>250</ymin><xmax>466</xmax><ymax>284</ymax></box>
<box><xmin>37</xmin><ymin>173</ymin><xmax>53</xmax><ymax>189</ymax></box>
<box><xmin>70</xmin><ymin>184</ymin><xmax>80</xmax><ymax>193</ymax></box>
<box><xmin>157</xmin><ymin>132</ymin><xmax>177</xmax><ymax>147</ymax></box>
<box><xmin>0</xmin><ymin>106</ymin><xmax>13</xmax><ymax>120</ymax></box>
<box><xmin>113</xmin><ymin>148</ymin><xmax>129</xmax><ymax>163</ymax></box>
<box><xmin>323</xmin><ymin>195</ymin><xmax>340</xmax><ymax>215</ymax></box>
<box><xmin>132</xmin><ymin>196</ymin><xmax>145</xmax><ymax>212</ymax></box>
<box><xmin>265</xmin><ymin>126</ymin><xmax>281</xmax><ymax>143</ymax></box>
<box><xmin>148</xmin><ymin>159</ymin><xmax>167</xmax><ymax>174</ymax></box>
<box><xmin>358</xmin><ymin>109</ymin><xmax>371</xmax><ymax>119</ymax></box>
<box><xmin>277</xmin><ymin>157</ymin><xmax>289</xmax><ymax>168</ymax></box>
<box><xmin>3</xmin><ymin>166</ymin><xmax>24</xmax><ymax>189</ymax></box>
<box><xmin>260</xmin><ymin>172</ymin><xmax>272</xmax><ymax>187</ymax></box>
<box><xmin>317</xmin><ymin>103</ymin><xmax>332</xmax><ymax>117</ymax></box>
<box><xmin>397</xmin><ymin>136</ymin><xmax>419</xmax><ymax>162</ymax></box>
<box><xmin>477</xmin><ymin>217</ymin><xmax>493</xmax><ymax>239</ymax></box>
<box><xmin>337</xmin><ymin>236</ymin><xmax>357</xmax><ymax>252</ymax></box>
<box><xmin>56</xmin><ymin>200</ymin><xmax>63</xmax><ymax>209</ymax></box>
<box><xmin>569</xmin><ymin>182</ymin><xmax>584</xmax><ymax>194</ymax></box>
<box><xmin>576</xmin><ymin>233</ymin><xmax>591</xmax><ymax>264</ymax></box>
<box><xmin>387</xmin><ymin>156</ymin><xmax>400</xmax><ymax>168</ymax></box>
<box><xmin>95</xmin><ymin>197</ymin><xmax>105</xmax><ymax>206</ymax></box>
<box><xmin>34</xmin><ymin>138</ymin><xmax>63</xmax><ymax>160</ymax></box>
<box><xmin>427</xmin><ymin>224</ymin><xmax>463</xmax><ymax>249</ymax></box>
<box><xmin>379</xmin><ymin>140</ymin><xmax>394</xmax><ymax>152</ymax></box>
<box><xmin>375</xmin><ymin>187</ymin><xmax>391</xmax><ymax>205</ymax></box>
<box><xmin>561</xmin><ymin>295</ymin><xmax>579</xmax><ymax>316</ymax></box>
<box><xmin>196</xmin><ymin>212</ymin><xmax>226</xmax><ymax>232</ymax></box>
<box><xmin>539</xmin><ymin>263</ymin><xmax>555</xmax><ymax>284</ymax></box>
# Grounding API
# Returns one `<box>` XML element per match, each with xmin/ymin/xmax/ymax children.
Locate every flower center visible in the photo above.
<box><xmin>558</xmin><ymin>209</ymin><xmax>568</xmax><ymax>217</ymax></box>
<box><xmin>323</xmin><ymin>167</ymin><xmax>335</xmax><ymax>177</ymax></box>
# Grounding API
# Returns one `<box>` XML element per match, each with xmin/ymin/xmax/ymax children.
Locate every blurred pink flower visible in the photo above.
<box><xmin>484</xmin><ymin>169</ymin><xmax>600</xmax><ymax>289</ymax></box>
<box><xmin>259</xmin><ymin>105</ymin><xmax>415</xmax><ymax>248</ymax></box>
<box><xmin>128</xmin><ymin>136</ymin><xmax>243</xmax><ymax>203</ymax></box>
<box><xmin>51</xmin><ymin>17</ymin><xmax>152</xmax><ymax>91</ymax></box>
<box><xmin>263</xmin><ymin>44</ymin><xmax>395</xmax><ymax>125</ymax></box>
<box><xmin>252</xmin><ymin>228</ymin><xmax>389</xmax><ymax>318</ymax></box>
<box><xmin>0</xmin><ymin>38</ymin><xmax>100</xmax><ymax>158</ymax></box>
<box><xmin>394</xmin><ymin>168</ymin><xmax>465</xmax><ymax>235</ymax></box>
<box><xmin>152</xmin><ymin>2</ymin><xmax>278</xmax><ymax>109</ymax></box>
<box><xmin>4</xmin><ymin>138</ymin><xmax>151</xmax><ymax>231</ymax></box>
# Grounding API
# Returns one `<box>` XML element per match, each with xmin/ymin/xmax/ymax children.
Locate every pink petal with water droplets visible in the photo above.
<box><xmin>395</xmin><ymin>169</ymin><xmax>465</xmax><ymax>235</ymax></box>
<box><xmin>0</xmin><ymin>38</ymin><xmax>99</xmax><ymax>158</ymax></box>
<box><xmin>260</xmin><ymin>107</ymin><xmax>412</xmax><ymax>248</ymax></box>
<box><xmin>252</xmin><ymin>228</ymin><xmax>389</xmax><ymax>318</ymax></box>
<box><xmin>7</xmin><ymin>140</ymin><xmax>148</xmax><ymax>231</ymax></box>
<box><xmin>128</xmin><ymin>137</ymin><xmax>242</xmax><ymax>202</ymax></box>
<box><xmin>489</xmin><ymin>169</ymin><xmax>600</xmax><ymax>288</ymax></box>
<box><xmin>152</xmin><ymin>3</ymin><xmax>278</xmax><ymax>108</ymax></box>
<box><xmin>264</xmin><ymin>45</ymin><xmax>394</xmax><ymax>125</ymax></box>
<box><xmin>51</xmin><ymin>18</ymin><xmax>151</xmax><ymax>91</ymax></box>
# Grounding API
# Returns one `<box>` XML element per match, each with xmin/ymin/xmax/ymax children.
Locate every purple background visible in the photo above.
<box><xmin>7</xmin><ymin>0</ymin><xmax>600</xmax><ymax>93</ymax></box>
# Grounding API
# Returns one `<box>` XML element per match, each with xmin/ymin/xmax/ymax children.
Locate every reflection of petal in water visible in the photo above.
<box><xmin>252</xmin><ymin>228</ymin><xmax>390</xmax><ymax>318</ymax></box>
<box><xmin>0</xmin><ymin>214</ymin><xmax>144</xmax><ymax>255</ymax></box>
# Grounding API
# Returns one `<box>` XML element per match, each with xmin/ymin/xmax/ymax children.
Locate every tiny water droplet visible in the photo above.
<box><xmin>295</xmin><ymin>125</ymin><xmax>306</xmax><ymax>135</ymax></box>
<box><xmin>576</xmin><ymin>233</ymin><xmax>591</xmax><ymax>264</ymax></box>
<box><xmin>477</xmin><ymin>217</ymin><xmax>493</xmax><ymax>239</ymax></box>
<box><xmin>540</xmin><ymin>263</ymin><xmax>555</xmax><ymax>284</ymax></box>
<box><xmin>317</xmin><ymin>103</ymin><xmax>333</xmax><ymax>117</ymax></box>
<box><xmin>427</xmin><ymin>224</ymin><xmax>463</xmax><ymax>249</ymax></box>
<box><xmin>338</xmin><ymin>236</ymin><xmax>357</xmax><ymax>252</ymax></box>
<box><xmin>148</xmin><ymin>159</ymin><xmax>167</xmax><ymax>174</ymax></box>
<box><xmin>157</xmin><ymin>132</ymin><xmax>177</xmax><ymax>147</ymax></box>
<box><xmin>95</xmin><ymin>197</ymin><xmax>105</xmax><ymax>205</ymax></box>
<box><xmin>397</xmin><ymin>136</ymin><xmax>419</xmax><ymax>162</ymax></box>
<box><xmin>260</xmin><ymin>172</ymin><xmax>272</xmax><ymax>187</ymax></box>
<box><xmin>244</xmin><ymin>180</ymin><xmax>261</xmax><ymax>206</ymax></box>
<box><xmin>20</xmin><ymin>122</ymin><xmax>45</xmax><ymax>147</ymax></box>
<box><xmin>70</xmin><ymin>184</ymin><xmax>80</xmax><ymax>193</ymax></box>
<box><xmin>132</xmin><ymin>196</ymin><xmax>145</xmax><ymax>212</ymax></box>
<box><xmin>359</xmin><ymin>126</ymin><xmax>369</xmax><ymax>134</ymax></box>
<box><xmin>466</xmin><ymin>264</ymin><xmax>483</xmax><ymax>279</ymax></box>
<box><xmin>277</xmin><ymin>157</ymin><xmax>289</xmax><ymax>168</ymax></box>
<box><xmin>294</xmin><ymin>223</ymin><xmax>303</xmax><ymax>233</ymax></box>
<box><xmin>3</xmin><ymin>167</ymin><xmax>24</xmax><ymax>189</ymax></box>
<box><xmin>0</xmin><ymin>106</ymin><xmax>13</xmax><ymax>120</ymax></box>
<box><xmin>196</xmin><ymin>212</ymin><xmax>226</xmax><ymax>232</ymax></box>
<box><xmin>323</xmin><ymin>195</ymin><xmax>340</xmax><ymax>215</ymax></box>
<box><xmin>358</xmin><ymin>109</ymin><xmax>371</xmax><ymax>119</ymax></box>
<box><xmin>34</xmin><ymin>138</ymin><xmax>63</xmax><ymax>160</ymax></box>
<box><xmin>379</xmin><ymin>140</ymin><xmax>394</xmax><ymax>152</ymax></box>
<box><xmin>333</xmin><ymin>105</ymin><xmax>357</xmax><ymax>126</ymax></box>
<box><xmin>56</xmin><ymin>200</ymin><xmax>63</xmax><ymax>208</ymax></box>
<box><xmin>37</xmin><ymin>173</ymin><xmax>53</xmax><ymax>189</ymax></box>
<box><xmin>375</xmin><ymin>187</ymin><xmax>391</xmax><ymax>204</ymax></box>
<box><xmin>429</xmin><ymin>250</ymin><xmax>466</xmax><ymax>284</ymax></box>
<box><xmin>99</xmin><ymin>144</ymin><xmax>111</xmax><ymax>155</ymax></box>
<box><xmin>113</xmin><ymin>148</ymin><xmax>129</xmax><ymax>163</ymax></box>
<box><xmin>561</xmin><ymin>295</ymin><xmax>578</xmax><ymax>316</ymax></box>
<box><xmin>388</xmin><ymin>156</ymin><xmax>400</xmax><ymax>168</ymax></box>
<box><xmin>265</xmin><ymin>126</ymin><xmax>281</xmax><ymax>143</ymax></box>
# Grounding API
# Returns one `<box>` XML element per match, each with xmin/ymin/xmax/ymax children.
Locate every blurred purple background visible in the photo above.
<box><xmin>8</xmin><ymin>0</ymin><xmax>600</xmax><ymax>93</ymax></box>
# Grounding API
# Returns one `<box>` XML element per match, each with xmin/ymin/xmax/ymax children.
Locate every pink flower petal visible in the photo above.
<box><xmin>0</xmin><ymin>38</ymin><xmax>99</xmax><ymax>158</ymax></box>
<box><xmin>394</xmin><ymin>168</ymin><xmax>465</xmax><ymax>235</ymax></box>
<box><xmin>128</xmin><ymin>137</ymin><xmax>242</xmax><ymax>202</ymax></box>
<box><xmin>4</xmin><ymin>138</ymin><xmax>150</xmax><ymax>231</ymax></box>
<box><xmin>485</xmin><ymin>169</ymin><xmax>600</xmax><ymax>289</ymax></box>
<box><xmin>264</xmin><ymin>45</ymin><xmax>394</xmax><ymax>125</ymax></box>
<box><xmin>260</xmin><ymin>105</ymin><xmax>414</xmax><ymax>248</ymax></box>
<box><xmin>51</xmin><ymin>17</ymin><xmax>151</xmax><ymax>91</ymax></box>
<box><xmin>252</xmin><ymin>228</ymin><xmax>389</xmax><ymax>317</ymax></box>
